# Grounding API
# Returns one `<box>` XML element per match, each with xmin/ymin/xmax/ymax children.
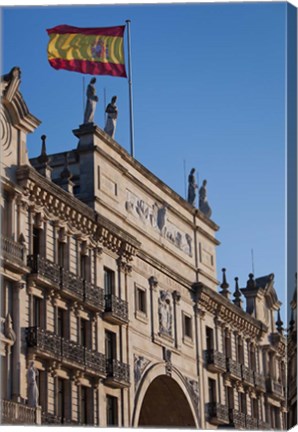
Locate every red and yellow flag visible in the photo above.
<box><xmin>46</xmin><ymin>25</ymin><xmax>127</xmax><ymax>77</ymax></box>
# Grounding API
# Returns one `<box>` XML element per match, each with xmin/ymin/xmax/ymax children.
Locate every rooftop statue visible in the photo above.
<box><xmin>187</xmin><ymin>168</ymin><xmax>198</xmax><ymax>207</ymax></box>
<box><xmin>84</xmin><ymin>78</ymin><xmax>98</xmax><ymax>124</ymax></box>
<box><xmin>104</xmin><ymin>95</ymin><xmax>118</xmax><ymax>138</ymax></box>
<box><xmin>199</xmin><ymin>179</ymin><xmax>212</xmax><ymax>218</ymax></box>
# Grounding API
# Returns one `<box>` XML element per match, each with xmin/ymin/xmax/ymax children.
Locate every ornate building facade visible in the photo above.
<box><xmin>0</xmin><ymin>67</ymin><xmax>287</xmax><ymax>428</ymax></box>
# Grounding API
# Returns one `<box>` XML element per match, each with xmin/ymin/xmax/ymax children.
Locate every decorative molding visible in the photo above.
<box><xmin>133</xmin><ymin>354</ymin><xmax>151</xmax><ymax>390</ymax></box>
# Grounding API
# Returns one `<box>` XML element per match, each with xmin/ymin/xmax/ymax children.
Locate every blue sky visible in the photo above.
<box><xmin>2</xmin><ymin>2</ymin><xmax>289</xmax><ymax>319</ymax></box>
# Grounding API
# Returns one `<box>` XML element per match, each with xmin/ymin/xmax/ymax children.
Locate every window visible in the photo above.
<box><xmin>237</xmin><ymin>337</ymin><xmax>244</xmax><ymax>365</ymax></box>
<box><xmin>224</xmin><ymin>330</ymin><xmax>232</xmax><ymax>358</ymax></box>
<box><xmin>80</xmin><ymin>386</ymin><xmax>88</xmax><ymax>425</ymax></box>
<box><xmin>57</xmin><ymin>378</ymin><xmax>66</xmax><ymax>421</ymax></box>
<box><xmin>58</xmin><ymin>241</ymin><xmax>65</xmax><ymax>267</ymax></box>
<box><xmin>33</xmin><ymin>227</ymin><xmax>41</xmax><ymax>256</ymax></box>
<box><xmin>57</xmin><ymin>308</ymin><xmax>68</xmax><ymax>338</ymax></box>
<box><xmin>104</xmin><ymin>268</ymin><xmax>115</xmax><ymax>296</ymax></box>
<box><xmin>183</xmin><ymin>314</ymin><xmax>192</xmax><ymax>339</ymax></box>
<box><xmin>79</xmin><ymin>318</ymin><xmax>89</xmax><ymax>348</ymax></box>
<box><xmin>206</xmin><ymin>327</ymin><xmax>214</xmax><ymax>351</ymax></box>
<box><xmin>227</xmin><ymin>386</ymin><xmax>234</xmax><ymax>409</ymax></box>
<box><xmin>105</xmin><ymin>331</ymin><xmax>116</xmax><ymax>360</ymax></box>
<box><xmin>80</xmin><ymin>254</ymin><xmax>90</xmax><ymax>281</ymax></box>
<box><xmin>208</xmin><ymin>378</ymin><xmax>216</xmax><ymax>403</ymax></box>
<box><xmin>252</xmin><ymin>398</ymin><xmax>259</xmax><ymax>418</ymax></box>
<box><xmin>33</xmin><ymin>296</ymin><xmax>43</xmax><ymax>327</ymax></box>
<box><xmin>136</xmin><ymin>287</ymin><xmax>146</xmax><ymax>314</ymax></box>
<box><xmin>106</xmin><ymin>395</ymin><xmax>118</xmax><ymax>426</ymax></box>
<box><xmin>239</xmin><ymin>393</ymin><xmax>247</xmax><ymax>414</ymax></box>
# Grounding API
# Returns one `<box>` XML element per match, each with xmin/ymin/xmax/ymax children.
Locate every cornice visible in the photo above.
<box><xmin>194</xmin><ymin>282</ymin><xmax>269</xmax><ymax>338</ymax></box>
<box><xmin>16</xmin><ymin>165</ymin><xmax>140</xmax><ymax>260</ymax></box>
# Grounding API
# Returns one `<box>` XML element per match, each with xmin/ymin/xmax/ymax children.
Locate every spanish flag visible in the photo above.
<box><xmin>46</xmin><ymin>25</ymin><xmax>127</xmax><ymax>77</ymax></box>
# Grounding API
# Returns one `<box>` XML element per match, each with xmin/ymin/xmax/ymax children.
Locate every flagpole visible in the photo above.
<box><xmin>125</xmin><ymin>19</ymin><xmax>135</xmax><ymax>158</ymax></box>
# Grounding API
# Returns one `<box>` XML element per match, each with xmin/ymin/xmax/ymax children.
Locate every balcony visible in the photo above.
<box><xmin>103</xmin><ymin>294</ymin><xmax>128</xmax><ymax>325</ymax></box>
<box><xmin>105</xmin><ymin>358</ymin><xmax>130</xmax><ymax>388</ymax></box>
<box><xmin>254</xmin><ymin>372</ymin><xmax>266</xmax><ymax>391</ymax></box>
<box><xmin>258</xmin><ymin>420</ymin><xmax>271</xmax><ymax>430</ymax></box>
<box><xmin>0</xmin><ymin>399</ymin><xmax>37</xmax><ymax>425</ymax></box>
<box><xmin>204</xmin><ymin>349</ymin><xmax>226</xmax><ymax>373</ymax></box>
<box><xmin>226</xmin><ymin>358</ymin><xmax>242</xmax><ymax>379</ymax></box>
<box><xmin>229</xmin><ymin>409</ymin><xmax>246</xmax><ymax>429</ymax></box>
<box><xmin>26</xmin><ymin>327</ymin><xmax>106</xmax><ymax>377</ymax></box>
<box><xmin>41</xmin><ymin>412</ymin><xmax>79</xmax><ymax>425</ymax></box>
<box><xmin>27</xmin><ymin>255</ymin><xmax>60</xmax><ymax>287</ymax></box>
<box><xmin>266</xmin><ymin>378</ymin><xmax>284</xmax><ymax>399</ymax></box>
<box><xmin>205</xmin><ymin>402</ymin><xmax>229</xmax><ymax>425</ymax></box>
<box><xmin>60</xmin><ymin>269</ymin><xmax>84</xmax><ymax>302</ymax></box>
<box><xmin>246</xmin><ymin>415</ymin><xmax>258</xmax><ymax>429</ymax></box>
<box><xmin>1</xmin><ymin>235</ymin><xmax>26</xmax><ymax>271</ymax></box>
<box><xmin>84</xmin><ymin>281</ymin><xmax>104</xmax><ymax>312</ymax></box>
<box><xmin>241</xmin><ymin>365</ymin><xmax>254</xmax><ymax>386</ymax></box>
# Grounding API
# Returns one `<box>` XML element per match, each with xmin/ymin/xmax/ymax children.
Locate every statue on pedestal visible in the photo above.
<box><xmin>27</xmin><ymin>361</ymin><xmax>39</xmax><ymax>407</ymax></box>
<box><xmin>187</xmin><ymin>168</ymin><xmax>198</xmax><ymax>207</ymax></box>
<box><xmin>104</xmin><ymin>96</ymin><xmax>118</xmax><ymax>138</ymax></box>
<box><xmin>84</xmin><ymin>78</ymin><xmax>98</xmax><ymax>124</ymax></box>
<box><xmin>199</xmin><ymin>179</ymin><xmax>212</xmax><ymax>218</ymax></box>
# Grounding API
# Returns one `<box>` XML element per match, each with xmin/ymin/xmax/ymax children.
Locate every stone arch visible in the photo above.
<box><xmin>132</xmin><ymin>362</ymin><xmax>199</xmax><ymax>428</ymax></box>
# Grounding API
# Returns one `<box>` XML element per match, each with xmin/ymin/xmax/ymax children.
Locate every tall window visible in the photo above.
<box><xmin>33</xmin><ymin>227</ymin><xmax>41</xmax><ymax>256</ymax></box>
<box><xmin>105</xmin><ymin>331</ymin><xmax>116</xmax><ymax>360</ymax></box>
<box><xmin>239</xmin><ymin>393</ymin><xmax>247</xmax><ymax>414</ymax></box>
<box><xmin>106</xmin><ymin>395</ymin><xmax>118</xmax><ymax>426</ymax></box>
<box><xmin>224</xmin><ymin>330</ymin><xmax>232</xmax><ymax>358</ymax></box>
<box><xmin>227</xmin><ymin>386</ymin><xmax>234</xmax><ymax>409</ymax></box>
<box><xmin>104</xmin><ymin>268</ymin><xmax>115</xmax><ymax>296</ymax></box>
<box><xmin>58</xmin><ymin>241</ymin><xmax>65</xmax><ymax>267</ymax></box>
<box><xmin>80</xmin><ymin>386</ymin><xmax>88</xmax><ymax>425</ymax></box>
<box><xmin>79</xmin><ymin>318</ymin><xmax>89</xmax><ymax>348</ymax></box>
<box><xmin>57</xmin><ymin>308</ymin><xmax>67</xmax><ymax>338</ymax></box>
<box><xmin>237</xmin><ymin>337</ymin><xmax>244</xmax><ymax>365</ymax></box>
<box><xmin>208</xmin><ymin>378</ymin><xmax>216</xmax><ymax>403</ymax></box>
<box><xmin>183</xmin><ymin>314</ymin><xmax>192</xmax><ymax>339</ymax></box>
<box><xmin>57</xmin><ymin>378</ymin><xmax>65</xmax><ymax>421</ymax></box>
<box><xmin>33</xmin><ymin>296</ymin><xmax>42</xmax><ymax>327</ymax></box>
<box><xmin>136</xmin><ymin>287</ymin><xmax>147</xmax><ymax>314</ymax></box>
<box><xmin>206</xmin><ymin>327</ymin><xmax>214</xmax><ymax>351</ymax></box>
<box><xmin>80</xmin><ymin>254</ymin><xmax>90</xmax><ymax>281</ymax></box>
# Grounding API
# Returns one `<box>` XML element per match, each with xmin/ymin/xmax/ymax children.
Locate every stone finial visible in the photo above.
<box><xmin>220</xmin><ymin>268</ymin><xmax>230</xmax><ymax>299</ymax></box>
<box><xmin>233</xmin><ymin>277</ymin><xmax>243</xmax><ymax>309</ymax></box>
<box><xmin>275</xmin><ymin>309</ymin><xmax>283</xmax><ymax>334</ymax></box>
<box><xmin>289</xmin><ymin>309</ymin><xmax>295</xmax><ymax>333</ymax></box>
<box><xmin>38</xmin><ymin>135</ymin><xmax>49</xmax><ymax>164</ymax></box>
<box><xmin>246</xmin><ymin>273</ymin><xmax>256</xmax><ymax>289</ymax></box>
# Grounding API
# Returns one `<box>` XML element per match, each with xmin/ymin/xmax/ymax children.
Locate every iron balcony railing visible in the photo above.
<box><xmin>26</xmin><ymin>327</ymin><xmax>106</xmax><ymax>375</ymax></box>
<box><xmin>1</xmin><ymin>235</ymin><xmax>25</xmax><ymax>263</ymax></box>
<box><xmin>266</xmin><ymin>377</ymin><xmax>283</xmax><ymax>397</ymax></box>
<box><xmin>254</xmin><ymin>371</ymin><xmax>266</xmax><ymax>391</ymax></box>
<box><xmin>246</xmin><ymin>415</ymin><xmax>258</xmax><ymax>429</ymax></box>
<box><xmin>106</xmin><ymin>358</ymin><xmax>130</xmax><ymax>385</ymax></box>
<box><xmin>104</xmin><ymin>294</ymin><xmax>128</xmax><ymax>323</ymax></box>
<box><xmin>241</xmin><ymin>365</ymin><xmax>255</xmax><ymax>385</ymax></box>
<box><xmin>205</xmin><ymin>402</ymin><xmax>229</xmax><ymax>425</ymax></box>
<box><xmin>229</xmin><ymin>409</ymin><xmax>246</xmax><ymax>429</ymax></box>
<box><xmin>226</xmin><ymin>358</ymin><xmax>242</xmax><ymax>379</ymax></box>
<box><xmin>0</xmin><ymin>399</ymin><xmax>36</xmax><ymax>425</ymax></box>
<box><xmin>27</xmin><ymin>255</ymin><xmax>104</xmax><ymax>312</ymax></box>
<box><xmin>204</xmin><ymin>349</ymin><xmax>226</xmax><ymax>372</ymax></box>
<box><xmin>27</xmin><ymin>255</ymin><xmax>60</xmax><ymax>286</ymax></box>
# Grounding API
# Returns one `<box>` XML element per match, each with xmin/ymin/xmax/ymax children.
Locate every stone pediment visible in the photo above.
<box><xmin>1</xmin><ymin>67</ymin><xmax>40</xmax><ymax>133</ymax></box>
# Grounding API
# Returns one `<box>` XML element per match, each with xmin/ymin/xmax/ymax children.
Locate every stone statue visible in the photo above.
<box><xmin>27</xmin><ymin>361</ymin><xmax>39</xmax><ymax>407</ymax></box>
<box><xmin>199</xmin><ymin>179</ymin><xmax>212</xmax><ymax>218</ymax></box>
<box><xmin>104</xmin><ymin>96</ymin><xmax>118</xmax><ymax>138</ymax></box>
<box><xmin>84</xmin><ymin>78</ymin><xmax>98</xmax><ymax>124</ymax></box>
<box><xmin>187</xmin><ymin>168</ymin><xmax>198</xmax><ymax>206</ymax></box>
<box><xmin>158</xmin><ymin>290</ymin><xmax>172</xmax><ymax>336</ymax></box>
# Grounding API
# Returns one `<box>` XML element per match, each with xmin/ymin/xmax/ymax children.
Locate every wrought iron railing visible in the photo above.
<box><xmin>226</xmin><ymin>358</ymin><xmax>242</xmax><ymax>378</ymax></box>
<box><xmin>106</xmin><ymin>358</ymin><xmax>130</xmax><ymax>384</ymax></box>
<box><xmin>204</xmin><ymin>349</ymin><xmax>226</xmax><ymax>371</ymax></box>
<box><xmin>246</xmin><ymin>415</ymin><xmax>258</xmax><ymax>429</ymax></box>
<box><xmin>205</xmin><ymin>402</ymin><xmax>229</xmax><ymax>424</ymax></box>
<box><xmin>241</xmin><ymin>365</ymin><xmax>255</xmax><ymax>385</ymax></box>
<box><xmin>266</xmin><ymin>377</ymin><xmax>283</xmax><ymax>396</ymax></box>
<box><xmin>26</xmin><ymin>327</ymin><xmax>106</xmax><ymax>375</ymax></box>
<box><xmin>229</xmin><ymin>409</ymin><xmax>246</xmax><ymax>429</ymax></box>
<box><xmin>254</xmin><ymin>372</ymin><xmax>266</xmax><ymax>390</ymax></box>
<box><xmin>0</xmin><ymin>399</ymin><xmax>36</xmax><ymax>424</ymax></box>
<box><xmin>27</xmin><ymin>255</ymin><xmax>60</xmax><ymax>285</ymax></box>
<box><xmin>60</xmin><ymin>269</ymin><xmax>84</xmax><ymax>301</ymax></box>
<box><xmin>104</xmin><ymin>294</ymin><xmax>128</xmax><ymax>323</ymax></box>
<box><xmin>84</xmin><ymin>281</ymin><xmax>104</xmax><ymax>311</ymax></box>
<box><xmin>1</xmin><ymin>235</ymin><xmax>24</xmax><ymax>263</ymax></box>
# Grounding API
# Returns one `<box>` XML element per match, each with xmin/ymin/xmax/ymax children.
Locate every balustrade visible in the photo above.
<box><xmin>226</xmin><ymin>358</ymin><xmax>242</xmax><ymax>379</ymax></box>
<box><xmin>204</xmin><ymin>349</ymin><xmax>226</xmax><ymax>372</ymax></box>
<box><xmin>27</xmin><ymin>255</ymin><xmax>60</xmax><ymax>286</ymax></box>
<box><xmin>105</xmin><ymin>358</ymin><xmax>130</xmax><ymax>387</ymax></box>
<box><xmin>0</xmin><ymin>399</ymin><xmax>36</xmax><ymax>425</ymax></box>
<box><xmin>205</xmin><ymin>402</ymin><xmax>229</xmax><ymax>425</ymax></box>
<box><xmin>1</xmin><ymin>235</ymin><xmax>24</xmax><ymax>263</ymax></box>
<box><xmin>104</xmin><ymin>294</ymin><xmax>128</xmax><ymax>324</ymax></box>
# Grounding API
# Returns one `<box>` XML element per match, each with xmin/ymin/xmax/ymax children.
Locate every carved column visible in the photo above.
<box><xmin>172</xmin><ymin>290</ymin><xmax>181</xmax><ymax>349</ymax></box>
<box><xmin>148</xmin><ymin>276</ymin><xmax>158</xmax><ymax>340</ymax></box>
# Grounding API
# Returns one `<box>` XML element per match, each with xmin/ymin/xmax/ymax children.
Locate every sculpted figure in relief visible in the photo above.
<box><xmin>158</xmin><ymin>290</ymin><xmax>172</xmax><ymax>336</ymax></box>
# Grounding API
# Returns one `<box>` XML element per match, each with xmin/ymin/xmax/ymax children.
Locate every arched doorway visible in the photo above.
<box><xmin>138</xmin><ymin>375</ymin><xmax>196</xmax><ymax>427</ymax></box>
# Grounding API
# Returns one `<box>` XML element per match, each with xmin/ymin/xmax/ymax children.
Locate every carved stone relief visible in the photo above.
<box><xmin>134</xmin><ymin>354</ymin><xmax>151</xmax><ymax>390</ymax></box>
<box><xmin>125</xmin><ymin>190</ymin><xmax>193</xmax><ymax>257</ymax></box>
<box><xmin>158</xmin><ymin>290</ymin><xmax>172</xmax><ymax>337</ymax></box>
<box><xmin>185</xmin><ymin>376</ymin><xmax>200</xmax><ymax>423</ymax></box>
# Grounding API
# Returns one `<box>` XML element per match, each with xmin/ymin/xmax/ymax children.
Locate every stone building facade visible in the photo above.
<box><xmin>0</xmin><ymin>67</ymin><xmax>287</xmax><ymax>428</ymax></box>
